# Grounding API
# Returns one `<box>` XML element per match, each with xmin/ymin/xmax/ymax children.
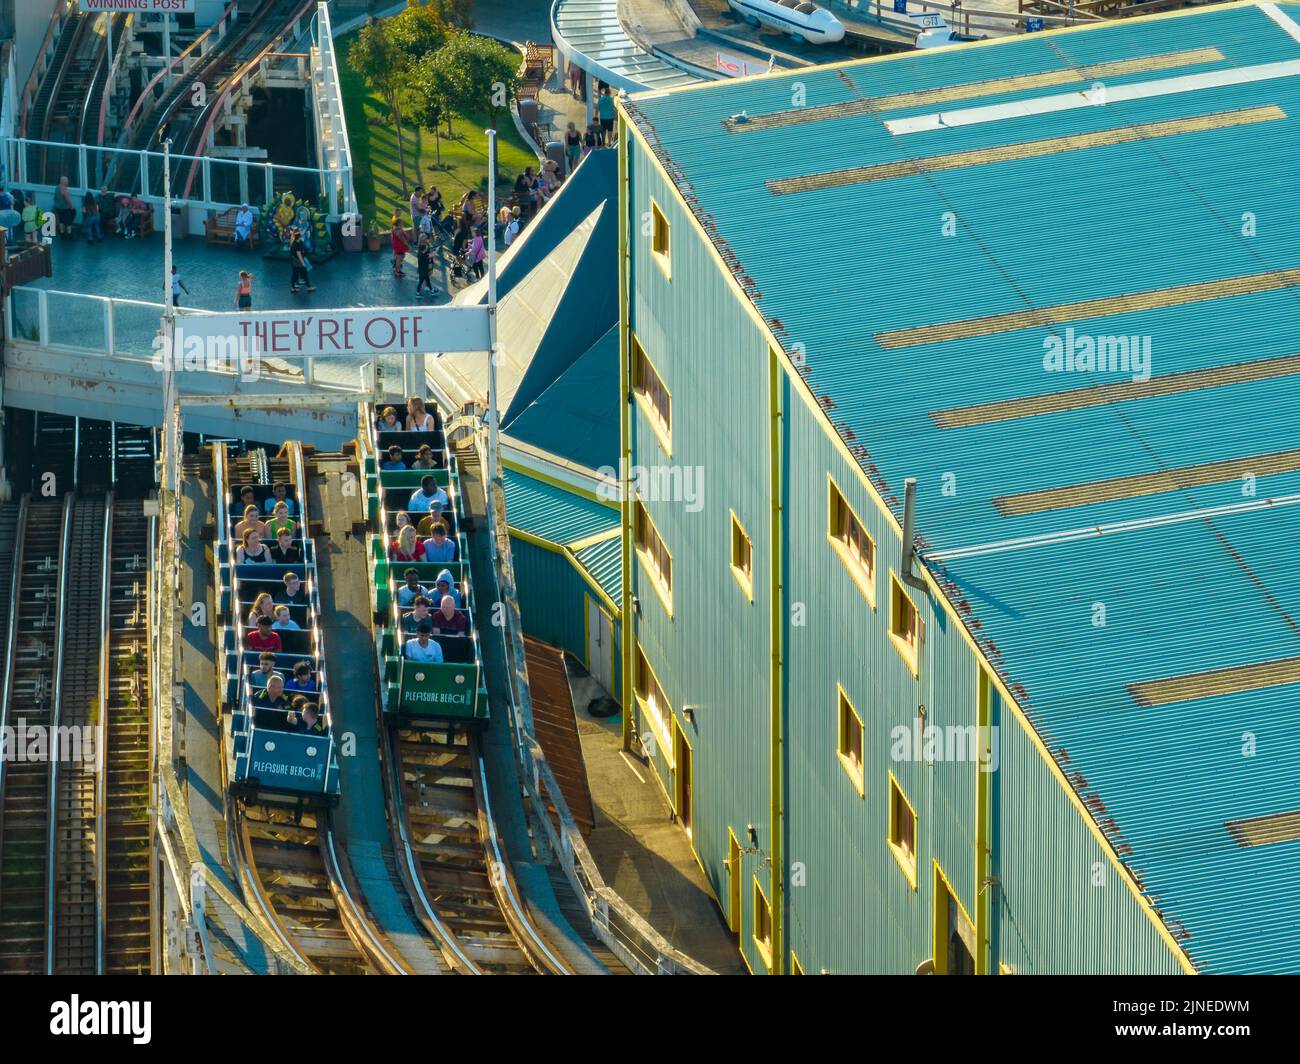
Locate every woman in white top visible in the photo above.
<box><xmin>271</xmin><ymin>605</ymin><xmax>300</xmax><ymax>631</ymax></box>
<box><xmin>406</xmin><ymin>396</ymin><xmax>436</xmax><ymax>432</ymax></box>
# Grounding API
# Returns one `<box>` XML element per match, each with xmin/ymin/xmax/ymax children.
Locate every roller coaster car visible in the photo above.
<box><xmin>727</xmin><ymin>0</ymin><xmax>846</xmax><ymax>44</ymax></box>
<box><xmin>365</xmin><ymin>405</ymin><xmax>489</xmax><ymax>726</ymax></box>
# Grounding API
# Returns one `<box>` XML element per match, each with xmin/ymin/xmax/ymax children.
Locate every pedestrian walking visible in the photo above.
<box><xmin>290</xmin><ymin>228</ymin><xmax>314</xmax><ymax>292</ymax></box>
<box><xmin>390</xmin><ymin>212</ymin><xmax>409</xmax><ymax>278</ymax></box>
<box><xmin>415</xmin><ymin>234</ymin><xmax>436</xmax><ymax>296</ymax></box>
<box><xmin>82</xmin><ymin>190</ymin><xmax>102</xmax><ymax>242</ymax></box>
<box><xmin>565</xmin><ymin>122</ymin><xmax>582</xmax><ymax>175</ymax></box>
<box><xmin>409</xmin><ymin>185</ymin><xmax>426</xmax><ymax>232</ymax></box>
<box><xmin>170</xmin><ymin>266</ymin><xmax>191</xmax><ymax>307</ymax></box>
<box><xmin>597</xmin><ymin>85</ymin><xmax>616</xmax><ymax>146</ymax></box>
<box><xmin>468</xmin><ymin>230</ymin><xmax>485</xmax><ymax>280</ymax></box>
<box><xmin>235</xmin><ymin>270</ymin><xmax>253</xmax><ymax>311</ymax></box>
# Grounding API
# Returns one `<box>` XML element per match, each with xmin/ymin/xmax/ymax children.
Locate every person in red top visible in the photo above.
<box><xmin>390</xmin><ymin>212</ymin><xmax>409</xmax><ymax>278</ymax></box>
<box><xmin>389</xmin><ymin>524</ymin><xmax>425</xmax><ymax>563</ymax></box>
<box><xmin>246</xmin><ymin>615</ymin><xmax>282</xmax><ymax>653</ymax></box>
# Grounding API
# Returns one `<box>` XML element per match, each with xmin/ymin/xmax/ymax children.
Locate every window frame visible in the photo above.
<box><xmin>887</xmin><ymin>770</ymin><xmax>919</xmax><ymax>890</ymax></box>
<box><xmin>633</xmin><ymin>499</ymin><xmax>673</xmax><ymax>617</ymax></box>
<box><xmin>827</xmin><ymin>475</ymin><xmax>876</xmax><ymax>608</ymax></box>
<box><xmin>730</xmin><ymin>510</ymin><xmax>754</xmax><ymax>602</ymax></box>
<box><xmin>632</xmin><ymin>645</ymin><xmax>675</xmax><ymax>768</ymax></box>
<box><xmin>650</xmin><ymin>197</ymin><xmax>670</xmax><ymax>279</ymax></box>
<box><xmin>753</xmin><ymin>876</ymin><xmax>774</xmax><ymax>971</ymax></box>
<box><xmin>630</xmin><ymin>333</ymin><xmax>672</xmax><ymax>456</ymax></box>
<box><xmin>889</xmin><ymin>571</ymin><xmax>921</xmax><ymax>677</ymax></box>
<box><xmin>836</xmin><ymin>684</ymin><xmax>865</xmax><ymax>797</ymax></box>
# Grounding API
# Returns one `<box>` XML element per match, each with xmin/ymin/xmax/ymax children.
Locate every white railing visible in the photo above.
<box><xmin>311</xmin><ymin>1</ymin><xmax>357</xmax><ymax>219</ymax></box>
<box><xmin>4</xmin><ymin>287</ymin><xmax>369</xmax><ymax>391</ymax></box>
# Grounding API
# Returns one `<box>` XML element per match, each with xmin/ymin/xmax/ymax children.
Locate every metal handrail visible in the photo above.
<box><xmin>96</xmin><ymin>15</ymin><xmax>135</xmax><ymax>149</ymax></box>
<box><xmin>94</xmin><ymin>492</ymin><xmax>114</xmax><ymax>973</ymax></box>
<box><xmin>43</xmin><ymin>491</ymin><xmax>75</xmax><ymax>974</ymax></box>
<box><xmin>0</xmin><ymin>495</ymin><xmax>31</xmax><ymax>829</ymax></box>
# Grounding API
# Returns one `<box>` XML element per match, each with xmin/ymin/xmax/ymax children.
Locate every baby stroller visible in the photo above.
<box><xmin>446</xmin><ymin>245</ymin><xmax>472</xmax><ymax>285</ymax></box>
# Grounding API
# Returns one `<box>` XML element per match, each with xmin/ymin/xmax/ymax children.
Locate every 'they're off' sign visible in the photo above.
<box><xmin>172</xmin><ymin>306</ymin><xmax>493</xmax><ymax>359</ymax></box>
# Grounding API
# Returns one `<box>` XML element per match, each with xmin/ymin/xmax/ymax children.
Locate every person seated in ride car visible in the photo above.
<box><xmin>381</xmin><ymin>444</ymin><xmax>406</xmax><ymax>471</ymax></box>
<box><xmin>249</xmin><ymin>651</ymin><xmax>278</xmax><ymax>690</ymax></box>
<box><xmin>434</xmin><ymin>569</ymin><xmax>462</xmax><ymax>608</ymax></box>
<box><xmin>246</xmin><ymin>615</ymin><xmax>282</xmax><ymax>653</ymax></box>
<box><xmin>277</xmin><ymin>570</ymin><xmax>307</xmax><ymax>605</ymax></box>
<box><xmin>262</xmin><ymin>482</ymin><xmax>297</xmax><ymax>517</ymax></box>
<box><xmin>269</xmin><ymin>526</ymin><xmax>301</xmax><ymax>565</ymax></box>
<box><xmin>272</xmin><ymin>605</ymin><xmax>299</xmax><ymax>631</ymax></box>
<box><xmin>236</xmin><ymin>529</ymin><xmax>271</xmax><ymax>564</ymax></box>
<box><xmin>430</xmin><ymin>595</ymin><xmax>467</xmax><ymax>637</ymax></box>
<box><xmin>377</xmin><ymin>406</ymin><xmax>401</xmax><ymax>431</ymax></box>
<box><xmin>395</xmin><ymin>567</ymin><xmax>432</xmax><ymax>608</ymax></box>
<box><xmin>286</xmin><ymin>697</ymin><xmax>327</xmax><ymax>735</ymax></box>
<box><xmin>253</xmin><ymin>673</ymin><xmax>291</xmax><ymax>729</ymax></box>
<box><xmin>401</xmin><ymin>595</ymin><xmax>433</xmax><ymax>635</ymax></box>
<box><xmin>407</xmin><ymin>475</ymin><xmax>448</xmax><ymax>513</ymax></box>
<box><xmin>410</xmin><ymin>444</ymin><xmax>438</xmax><ymax>470</ymax></box>
<box><xmin>404</xmin><ymin>620</ymin><xmax>444</xmax><ymax>663</ymax></box>
<box><xmin>285</xmin><ymin>660</ymin><xmax>318</xmax><ymax>694</ymax></box>
<box><xmin>389</xmin><ymin>524</ymin><xmax>424</xmax><ymax>563</ymax></box>
<box><xmin>422</xmin><ymin>523</ymin><xmax>457</xmax><ymax>563</ymax></box>
<box><xmin>235</xmin><ymin>504</ymin><xmax>268</xmax><ymax>541</ymax></box>
<box><xmin>266</xmin><ymin>501</ymin><xmax>296</xmax><ymax>540</ymax></box>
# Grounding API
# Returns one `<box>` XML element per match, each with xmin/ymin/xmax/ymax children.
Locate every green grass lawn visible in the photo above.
<box><xmin>337</xmin><ymin>29</ymin><xmax>537</xmax><ymax>228</ymax></box>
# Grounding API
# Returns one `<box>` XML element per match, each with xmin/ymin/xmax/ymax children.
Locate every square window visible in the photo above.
<box><xmin>889</xmin><ymin>574</ymin><xmax>921</xmax><ymax>675</ymax></box>
<box><xmin>888</xmin><ymin>773</ymin><xmax>918</xmax><ymax>889</ymax></box>
<box><xmin>730</xmin><ymin>512</ymin><xmax>753</xmax><ymax>599</ymax></box>
<box><xmin>837</xmin><ymin>687</ymin><xmax>864</xmax><ymax>796</ymax></box>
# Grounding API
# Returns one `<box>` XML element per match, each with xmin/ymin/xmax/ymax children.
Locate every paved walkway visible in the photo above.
<box><xmin>569</xmin><ymin>670</ymin><xmax>747</xmax><ymax>974</ymax></box>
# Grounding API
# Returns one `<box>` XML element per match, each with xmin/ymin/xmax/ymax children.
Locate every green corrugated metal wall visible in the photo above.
<box><xmin>625</xmin><ymin>127</ymin><xmax>1185</xmax><ymax>975</ymax></box>
<box><xmin>628</xmin><ymin>139</ymin><xmax>772</xmax><ymax>974</ymax></box>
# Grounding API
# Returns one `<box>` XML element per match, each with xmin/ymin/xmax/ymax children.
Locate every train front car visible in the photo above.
<box><xmin>729</xmin><ymin>0</ymin><xmax>847</xmax><ymax>45</ymax></box>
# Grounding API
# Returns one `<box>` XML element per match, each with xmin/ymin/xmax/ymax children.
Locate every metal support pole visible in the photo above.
<box><xmin>486</xmin><ymin>129</ymin><xmax>500</xmax><ymax>503</ymax></box>
<box><xmin>161</xmin><ymin>137</ymin><xmax>179</xmax><ymax>506</ymax></box>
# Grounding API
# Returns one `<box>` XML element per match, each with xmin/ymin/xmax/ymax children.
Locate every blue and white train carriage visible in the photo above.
<box><xmin>728</xmin><ymin>0</ymin><xmax>846</xmax><ymax>44</ymax></box>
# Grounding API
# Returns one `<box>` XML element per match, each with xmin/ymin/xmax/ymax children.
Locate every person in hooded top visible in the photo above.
<box><xmin>433</xmin><ymin>569</ymin><xmax>462</xmax><ymax>609</ymax></box>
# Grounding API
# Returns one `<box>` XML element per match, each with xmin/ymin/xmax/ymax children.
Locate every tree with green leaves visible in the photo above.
<box><xmin>405</xmin><ymin>49</ymin><xmax>455</xmax><ymax>168</ymax></box>
<box><xmin>387</xmin><ymin>2</ymin><xmax>449</xmax><ymax>62</ymax></box>
<box><xmin>348</xmin><ymin>18</ymin><xmax>413</xmax><ymax>191</ymax></box>
<box><xmin>433</xmin><ymin>33</ymin><xmax>520</xmax><ymax>134</ymax></box>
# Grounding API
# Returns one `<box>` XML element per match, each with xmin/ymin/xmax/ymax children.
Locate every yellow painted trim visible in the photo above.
<box><xmin>826</xmin><ymin>472</ymin><xmax>877</xmax><ymax>610</ymax></box>
<box><xmin>633</xmin><ymin>498</ymin><xmax>674</xmax><ymax>619</ymax></box>
<box><xmin>619</xmin><ymin>110</ymin><xmax>635</xmax><ymax>753</ymax></box>
<box><xmin>932</xmin><ymin>860</ymin><xmax>976</xmax><ymax>976</ymax></box>
<box><xmin>726</xmin><ymin>828</ymin><xmax>742</xmax><ymax>934</ymax></box>
<box><xmin>630</xmin><ymin>330</ymin><xmax>673</xmax><ymax>458</ymax></box>
<box><xmin>673</xmin><ymin>715</ymin><xmax>693</xmax><ymax>835</ymax></box>
<box><xmin>975</xmin><ymin>667</ymin><xmax>992</xmax><ymax>975</ymax></box>
<box><xmin>502</xmin><ymin>456</ymin><xmax>615</xmax><ymax>507</ymax></box>
<box><xmin>999</xmin><ymin>962</ymin><xmax>1015</xmax><ymax>975</ymax></box>
<box><xmin>888</xmin><ymin>570</ymin><xmax>921</xmax><ymax>679</ymax></box>
<box><xmin>649</xmin><ymin>196</ymin><xmax>671</xmax><ymax>280</ymax></box>
<box><xmin>632</xmin><ymin>640</ymin><xmax>676</xmax><ymax>769</ymax></box>
<box><xmin>566</xmin><ymin>526</ymin><xmax>622</xmax><ymax>552</ymax></box>
<box><xmin>729</xmin><ymin>509</ymin><xmax>754</xmax><ymax>602</ymax></box>
<box><xmin>768</xmin><ymin>343</ymin><xmax>784</xmax><ymax>975</ymax></box>
<box><xmin>835</xmin><ymin>683</ymin><xmax>865</xmax><ymax>799</ymax></box>
<box><xmin>617</xmin><ymin>1</ymin><xmax>1267</xmax><ymax>104</ymax></box>
<box><xmin>789</xmin><ymin>950</ymin><xmax>804</xmax><ymax>976</ymax></box>
<box><xmin>620</xmin><ymin>68</ymin><xmax>1198</xmax><ymax>974</ymax></box>
<box><xmin>753</xmin><ymin>876</ymin><xmax>774</xmax><ymax>973</ymax></box>
<box><xmin>508</xmin><ymin>527</ymin><xmax>564</xmax><ymax>553</ymax></box>
<box><xmin>887</xmin><ymin>770</ymin><xmax>919</xmax><ymax>892</ymax></box>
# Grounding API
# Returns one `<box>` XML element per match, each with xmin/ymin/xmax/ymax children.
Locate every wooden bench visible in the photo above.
<box><xmin>204</xmin><ymin>206</ymin><xmax>259</xmax><ymax>247</ymax></box>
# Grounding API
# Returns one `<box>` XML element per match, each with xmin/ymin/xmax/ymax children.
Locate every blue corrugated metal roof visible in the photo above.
<box><xmin>625</xmin><ymin>2</ymin><xmax>1300</xmax><ymax>973</ymax></box>
<box><xmin>503</xmin><ymin>466</ymin><xmax>619</xmax><ymax>545</ymax></box>
<box><xmin>504</xmin><ymin>325</ymin><xmax>619</xmax><ymax>471</ymax></box>
<box><xmin>574</xmin><ymin>531</ymin><xmax>623</xmax><ymax>604</ymax></box>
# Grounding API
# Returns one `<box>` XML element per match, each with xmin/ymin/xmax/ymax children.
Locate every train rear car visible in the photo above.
<box><xmin>728</xmin><ymin>0</ymin><xmax>847</xmax><ymax>44</ymax></box>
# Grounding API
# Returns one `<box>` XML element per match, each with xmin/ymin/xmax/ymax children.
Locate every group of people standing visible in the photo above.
<box><xmin>0</xmin><ymin>180</ymin><xmax>150</xmax><ymax>243</ymax></box>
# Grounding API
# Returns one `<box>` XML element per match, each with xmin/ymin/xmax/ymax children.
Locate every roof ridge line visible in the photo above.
<box><xmin>926</xmin><ymin>492</ymin><xmax>1300</xmax><ymax>563</ymax></box>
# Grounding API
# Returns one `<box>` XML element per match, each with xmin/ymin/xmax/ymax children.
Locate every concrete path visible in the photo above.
<box><xmin>569</xmin><ymin>669</ymin><xmax>747</xmax><ymax>973</ymax></box>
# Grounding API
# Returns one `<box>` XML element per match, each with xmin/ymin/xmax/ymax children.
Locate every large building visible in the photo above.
<box><xmin>616</xmin><ymin>0</ymin><xmax>1300</xmax><ymax>975</ymax></box>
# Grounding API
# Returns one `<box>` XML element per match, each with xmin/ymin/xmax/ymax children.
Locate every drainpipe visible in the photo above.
<box><xmin>901</xmin><ymin>477</ymin><xmax>926</xmax><ymax>590</ymax></box>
